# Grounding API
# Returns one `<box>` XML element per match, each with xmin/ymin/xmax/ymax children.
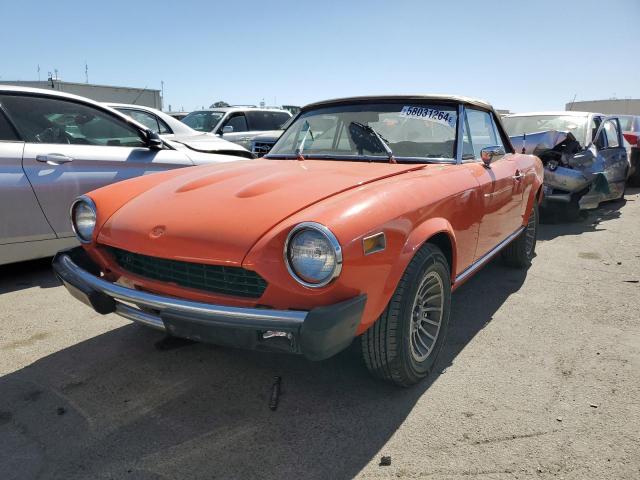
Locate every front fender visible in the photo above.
<box><xmin>376</xmin><ymin>218</ymin><xmax>457</xmax><ymax>319</ymax></box>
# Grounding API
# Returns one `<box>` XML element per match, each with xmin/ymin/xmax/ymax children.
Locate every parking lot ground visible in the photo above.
<box><xmin>1</xmin><ymin>189</ymin><xmax>639</xmax><ymax>480</ymax></box>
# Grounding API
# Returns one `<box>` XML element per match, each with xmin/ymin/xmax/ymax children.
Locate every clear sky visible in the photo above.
<box><xmin>1</xmin><ymin>0</ymin><xmax>638</xmax><ymax>113</ymax></box>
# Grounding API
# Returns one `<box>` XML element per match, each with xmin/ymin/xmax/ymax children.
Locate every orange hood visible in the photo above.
<box><xmin>97</xmin><ymin>159</ymin><xmax>422</xmax><ymax>265</ymax></box>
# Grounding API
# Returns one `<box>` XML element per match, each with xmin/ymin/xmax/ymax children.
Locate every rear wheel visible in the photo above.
<box><xmin>628</xmin><ymin>151</ymin><xmax>640</xmax><ymax>187</ymax></box>
<box><xmin>361</xmin><ymin>244</ymin><xmax>451</xmax><ymax>387</ymax></box>
<box><xmin>502</xmin><ymin>201</ymin><xmax>538</xmax><ymax>268</ymax></box>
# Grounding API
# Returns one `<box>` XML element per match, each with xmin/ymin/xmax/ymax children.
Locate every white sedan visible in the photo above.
<box><xmin>107</xmin><ymin>103</ymin><xmax>254</xmax><ymax>160</ymax></box>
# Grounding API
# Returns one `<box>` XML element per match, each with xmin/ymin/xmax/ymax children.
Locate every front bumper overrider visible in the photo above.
<box><xmin>52</xmin><ymin>247</ymin><xmax>366</xmax><ymax>361</ymax></box>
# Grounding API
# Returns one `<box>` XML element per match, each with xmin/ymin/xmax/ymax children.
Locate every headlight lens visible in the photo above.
<box><xmin>71</xmin><ymin>197</ymin><xmax>96</xmax><ymax>243</ymax></box>
<box><xmin>285</xmin><ymin>223</ymin><xmax>342</xmax><ymax>287</ymax></box>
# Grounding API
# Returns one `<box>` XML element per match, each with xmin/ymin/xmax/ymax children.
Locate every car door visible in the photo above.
<box><xmin>0</xmin><ymin>93</ymin><xmax>192</xmax><ymax>238</ymax></box>
<box><xmin>600</xmin><ymin>117</ymin><xmax>628</xmax><ymax>197</ymax></box>
<box><xmin>0</xmin><ymin>107</ymin><xmax>56</xmax><ymax>247</ymax></box>
<box><xmin>462</xmin><ymin>107</ymin><xmax>523</xmax><ymax>260</ymax></box>
<box><xmin>218</xmin><ymin>112</ymin><xmax>251</xmax><ymax>149</ymax></box>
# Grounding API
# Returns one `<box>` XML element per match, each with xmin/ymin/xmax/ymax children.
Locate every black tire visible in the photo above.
<box><xmin>628</xmin><ymin>152</ymin><xmax>640</xmax><ymax>187</ymax></box>
<box><xmin>562</xmin><ymin>192</ymin><xmax>582</xmax><ymax>222</ymax></box>
<box><xmin>361</xmin><ymin>243</ymin><xmax>451</xmax><ymax>387</ymax></box>
<box><xmin>502</xmin><ymin>200</ymin><xmax>538</xmax><ymax>268</ymax></box>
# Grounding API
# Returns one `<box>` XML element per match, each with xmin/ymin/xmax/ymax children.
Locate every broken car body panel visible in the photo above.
<box><xmin>504</xmin><ymin>112</ymin><xmax>629</xmax><ymax>210</ymax></box>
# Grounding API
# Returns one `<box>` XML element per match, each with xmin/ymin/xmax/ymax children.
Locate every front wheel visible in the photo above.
<box><xmin>361</xmin><ymin>243</ymin><xmax>451</xmax><ymax>387</ymax></box>
<box><xmin>502</xmin><ymin>201</ymin><xmax>538</xmax><ymax>268</ymax></box>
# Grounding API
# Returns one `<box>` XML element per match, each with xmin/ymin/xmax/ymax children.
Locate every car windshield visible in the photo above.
<box><xmin>246</xmin><ymin>111</ymin><xmax>292</xmax><ymax>130</ymax></box>
<box><xmin>502</xmin><ymin>115</ymin><xmax>587</xmax><ymax>145</ymax></box>
<box><xmin>267</xmin><ymin>103</ymin><xmax>458</xmax><ymax>162</ymax></box>
<box><xmin>182</xmin><ymin>111</ymin><xmax>225</xmax><ymax>132</ymax></box>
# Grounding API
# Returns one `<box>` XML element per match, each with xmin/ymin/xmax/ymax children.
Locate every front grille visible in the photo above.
<box><xmin>109</xmin><ymin>247</ymin><xmax>268</xmax><ymax>298</ymax></box>
<box><xmin>252</xmin><ymin>141</ymin><xmax>276</xmax><ymax>157</ymax></box>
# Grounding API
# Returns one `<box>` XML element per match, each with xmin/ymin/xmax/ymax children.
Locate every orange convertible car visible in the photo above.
<box><xmin>54</xmin><ymin>95</ymin><xmax>543</xmax><ymax>386</ymax></box>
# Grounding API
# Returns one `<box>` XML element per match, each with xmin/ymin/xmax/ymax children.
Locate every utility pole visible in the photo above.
<box><xmin>37</xmin><ymin>64</ymin><xmax>41</xmax><ymax>81</ymax></box>
<box><xmin>85</xmin><ymin>62</ymin><xmax>89</xmax><ymax>83</ymax></box>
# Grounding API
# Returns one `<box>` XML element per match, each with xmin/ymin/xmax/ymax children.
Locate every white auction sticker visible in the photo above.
<box><xmin>399</xmin><ymin>106</ymin><xmax>456</xmax><ymax>128</ymax></box>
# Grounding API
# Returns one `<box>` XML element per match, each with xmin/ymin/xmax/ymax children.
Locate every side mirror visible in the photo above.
<box><xmin>480</xmin><ymin>145</ymin><xmax>506</xmax><ymax>167</ymax></box>
<box><xmin>222</xmin><ymin>125</ymin><xmax>234</xmax><ymax>134</ymax></box>
<box><xmin>147</xmin><ymin>131</ymin><xmax>163</xmax><ymax>150</ymax></box>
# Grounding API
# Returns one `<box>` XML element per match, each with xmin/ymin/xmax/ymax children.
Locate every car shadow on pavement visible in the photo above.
<box><xmin>0</xmin><ymin>258</ymin><xmax>60</xmax><ymax>295</ymax></box>
<box><xmin>538</xmin><ymin>196</ymin><xmax>628</xmax><ymax>241</ymax></box>
<box><xmin>0</xmin><ymin>259</ymin><xmax>526</xmax><ymax>480</ymax></box>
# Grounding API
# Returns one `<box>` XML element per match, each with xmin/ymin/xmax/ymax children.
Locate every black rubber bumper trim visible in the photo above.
<box><xmin>52</xmin><ymin>247</ymin><xmax>116</xmax><ymax>315</ymax></box>
<box><xmin>300</xmin><ymin>294</ymin><xmax>367</xmax><ymax>361</ymax></box>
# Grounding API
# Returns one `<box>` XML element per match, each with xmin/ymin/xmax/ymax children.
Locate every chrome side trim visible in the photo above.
<box><xmin>484</xmin><ymin>185</ymin><xmax>513</xmax><ymax>197</ymax></box>
<box><xmin>454</xmin><ymin>226</ymin><xmax>525</xmax><ymax>284</ymax></box>
<box><xmin>57</xmin><ymin>253</ymin><xmax>307</xmax><ymax>328</ymax></box>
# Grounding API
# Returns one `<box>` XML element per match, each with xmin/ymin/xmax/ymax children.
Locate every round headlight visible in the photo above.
<box><xmin>71</xmin><ymin>196</ymin><xmax>97</xmax><ymax>243</ymax></box>
<box><xmin>285</xmin><ymin>222</ymin><xmax>342</xmax><ymax>288</ymax></box>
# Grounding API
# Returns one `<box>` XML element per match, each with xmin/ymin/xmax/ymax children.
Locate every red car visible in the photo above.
<box><xmin>54</xmin><ymin>95</ymin><xmax>543</xmax><ymax>386</ymax></box>
<box><xmin>619</xmin><ymin>115</ymin><xmax>640</xmax><ymax>185</ymax></box>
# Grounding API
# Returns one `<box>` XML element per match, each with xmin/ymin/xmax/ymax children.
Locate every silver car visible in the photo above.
<box><xmin>107</xmin><ymin>103</ymin><xmax>254</xmax><ymax>159</ymax></box>
<box><xmin>503</xmin><ymin>111</ymin><xmax>629</xmax><ymax>217</ymax></box>
<box><xmin>182</xmin><ymin>107</ymin><xmax>292</xmax><ymax>150</ymax></box>
<box><xmin>0</xmin><ymin>86</ymin><xmax>243</xmax><ymax>265</ymax></box>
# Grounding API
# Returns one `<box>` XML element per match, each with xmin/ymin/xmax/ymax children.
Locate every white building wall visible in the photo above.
<box><xmin>566</xmin><ymin>99</ymin><xmax>640</xmax><ymax>115</ymax></box>
<box><xmin>0</xmin><ymin>80</ymin><xmax>162</xmax><ymax>109</ymax></box>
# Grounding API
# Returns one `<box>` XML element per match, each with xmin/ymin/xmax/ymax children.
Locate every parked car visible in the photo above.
<box><xmin>107</xmin><ymin>103</ymin><xmax>253</xmax><ymax>159</ymax></box>
<box><xmin>181</xmin><ymin>107</ymin><xmax>292</xmax><ymax>150</ymax></box>
<box><xmin>53</xmin><ymin>95</ymin><xmax>542</xmax><ymax>386</ymax></box>
<box><xmin>503</xmin><ymin>111</ymin><xmax>629</xmax><ymax>217</ymax></box>
<box><xmin>0</xmin><ymin>86</ymin><xmax>243</xmax><ymax>265</ymax></box>
<box><xmin>166</xmin><ymin>111</ymin><xmax>190</xmax><ymax>121</ymax></box>
<box><xmin>617</xmin><ymin>114</ymin><xmax>640</xmax><ymax>185</ymax></box>
<box><xmin>250</xmin><ymin>117</ymin><xmax>295</xmax><ymax>156</ymax></box>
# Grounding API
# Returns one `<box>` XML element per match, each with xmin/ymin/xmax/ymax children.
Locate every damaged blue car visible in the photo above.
<box><xmin>503</xmin><ymin>111</ymin><xmax>629</xmax><ymax>218</ymax></box>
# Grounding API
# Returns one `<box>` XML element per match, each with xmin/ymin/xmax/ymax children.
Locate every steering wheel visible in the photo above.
<box><xmin>35</xmin><ymin>126</ymin><xmax>71</xmax><ymax>144</ymax></box>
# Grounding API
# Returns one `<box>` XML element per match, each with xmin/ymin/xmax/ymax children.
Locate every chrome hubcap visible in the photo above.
<box><xmin>409</xmin><ymin>271</ymin><xmax>444</xmax><ymax>362</ymax></box>
<box><xmin>525</xmin><ymin>208</ymin><xmax>537</xmax><ymax>256</ymax></box>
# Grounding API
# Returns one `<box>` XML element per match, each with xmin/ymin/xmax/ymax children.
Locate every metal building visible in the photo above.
<box><xmin>0</xmin><ymin>80</ymin><xmax>162</xmax><ymax>109</ymax></box>
<box><xmin>566</xmin><ymin>99</ymin><xmax>640</xmax><ymax>115</ymax></box>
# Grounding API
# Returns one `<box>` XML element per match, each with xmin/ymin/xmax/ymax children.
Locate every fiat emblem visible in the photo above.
<box><xmin>150</xmin><ymin>225</ymin><xmax>166</xmax><ymax>238</ymax></box>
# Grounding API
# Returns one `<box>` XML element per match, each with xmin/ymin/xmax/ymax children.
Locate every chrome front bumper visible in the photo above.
<box><xmin>53</xmin><ymin>248</ymin><xmax>366</xmax><ymax>361</ymax></box>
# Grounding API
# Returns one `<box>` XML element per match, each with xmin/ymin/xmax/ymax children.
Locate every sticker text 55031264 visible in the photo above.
<box><xmin>399</xmin><ymin>106</ymin><xmax>456</xmax><ymax>128</ymax></box>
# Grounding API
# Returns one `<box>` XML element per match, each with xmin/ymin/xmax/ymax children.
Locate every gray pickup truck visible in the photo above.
<box><xmin>181</xmin><ymin>107</ymin><xmax>292</xmax><ymax>150</ymax></box>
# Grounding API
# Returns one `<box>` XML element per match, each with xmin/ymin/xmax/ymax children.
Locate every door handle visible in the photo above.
<box><xmin>512</xmin><ymin>170</ymin><xmax>524</xmax><ymax>181</ymax></box>
<box><xmin>36</xmin><ymin>153</ymin><xmax>74</xmax><ymax>165</ymax></box>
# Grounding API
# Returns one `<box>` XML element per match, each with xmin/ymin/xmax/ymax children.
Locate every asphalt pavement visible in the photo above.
<box><xmin>1</xmin><ymin>189</ymin><xmax>639</xmax><ymax>480</ymax></box>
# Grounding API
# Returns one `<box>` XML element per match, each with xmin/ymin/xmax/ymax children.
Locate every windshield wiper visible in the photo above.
<box><xmin>295</xmin><ymin>120</ymin><xmax>314</xmax><ymax>160</ymax></box>
<box><xmin>350</xmin><ymin>122</ymin><xmax>396</xmax><ymax>163</ymax></box>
